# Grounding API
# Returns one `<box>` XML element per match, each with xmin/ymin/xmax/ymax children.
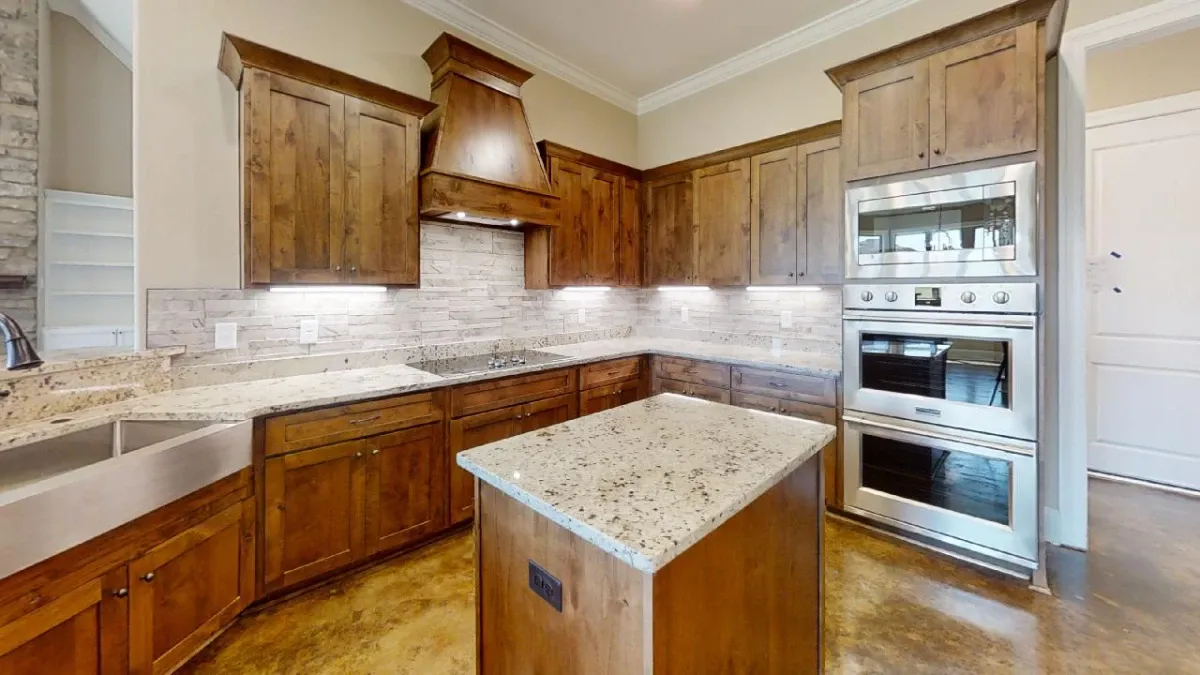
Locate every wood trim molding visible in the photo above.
<box><xmin>643</xmin><ymin>120</ymin><xmax>841</xmax><ymax>181</ymax></box>
<box><xmin>825</xmin><ymin>0</ymin><xmax>1062</xmax><ymax>90</ymax></box>
<box><xmin>538</xmin><ymin>141</ymin><xmax>642</xmax><ymax>181</ymax></box>
<box><xmin>1087</xmin><ymin>89</ymin><xmax>1200</xmax><ymax>129</ymax></box>
<box><xmin>218</xmin><ymin>34</ymin><xmax>438</xmax><ymax>118</ymax></box>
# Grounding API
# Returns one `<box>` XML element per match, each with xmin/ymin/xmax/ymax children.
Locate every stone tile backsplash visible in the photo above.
<box><xmin>147</xmin><ymin>222</ymin><xmax>843</xmax><ymax>364</ymax></box>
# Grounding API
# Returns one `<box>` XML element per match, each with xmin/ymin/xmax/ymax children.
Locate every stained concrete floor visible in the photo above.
<box><xmin>180</xmin><ymin>478</ymin><xmax>1200</xmax><ymax>674</ymax></box>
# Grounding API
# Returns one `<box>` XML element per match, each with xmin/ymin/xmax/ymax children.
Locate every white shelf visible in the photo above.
<box><xmin>50</xmin><ymin>230</ymin><xmax>134</xmax><ymax>239</ymax></box>
<box><xmin>51</xmin><ymin>261</ymin><xmax>134</xmax><ymax>268</ymax></box>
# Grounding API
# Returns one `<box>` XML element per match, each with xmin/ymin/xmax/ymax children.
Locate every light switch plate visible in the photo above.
<box><xmin>681</xmin><ymin>306</ymin><xmax>689</xmax><ymax>323</ymax></box>
<box><xmin>214</xmin><ymin>323</ymin><xmax>237</xmax><ymax>350</ymax></box>
<box><xmin>578</xmin><ymin>308</ymin><xmax>586</xmax><ymax>324</ymax></box>
<box><xmin>299</xmin><ymin>318</ymin><xmax>319</xmax><ymax>344</ymax></box>
<box><xmin>781</xmin><ymin>310</ymin><xmax>793</xmax><ymax>329</ymax></box>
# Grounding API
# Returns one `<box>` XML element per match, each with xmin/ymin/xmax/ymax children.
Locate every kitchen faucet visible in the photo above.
<box><xmin>0</xmin><ymin>312</ymin><xmax>42</xmax><ymax>370</ymax></box>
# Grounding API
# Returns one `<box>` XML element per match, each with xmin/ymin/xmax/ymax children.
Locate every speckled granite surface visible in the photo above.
<box><xmin>0</xmin><ymin>337</ymin><xmax>840</xmax><ymax>455</ymax></box>
<box><xmin>458</xmin><ymin>394</ymin><xmax>836</xmax><ymax>573</ymax></box>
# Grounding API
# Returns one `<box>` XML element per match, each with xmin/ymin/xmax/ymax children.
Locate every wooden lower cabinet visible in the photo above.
<box><xmin>449</xmin><ymin>395</ymin><xmax>578</xmax><ymax>525</ymax></box>
<box><xmin>264</xmin><ymin>441</ymin><xmax>368</xmax><ymax>592</ymax></box>
<box><xmin>365</xmin><ymin>423</ymin><xmax>447</xmax><ymax>556</ymax></box>
<box><xmin>580</xmin><ymin>379</ymin><xmax>643</xmax><ymax>415</ymax></box>
<box><xmin>731</xmin><ymin>392</ymin><xmax>842</xmax><ymax>509</ymax></box>
<box><xmin>129</xmin><ymin>501</ymin><xmax>254</xmax><ymax>675</ymax></box>
<box><xmin>653</xmin><ymin>377</ymin><xmax>731</xmax><ymax>405</ymax></box>
<box><xmin>0</xmin><ymin>568</ymin><xmax>128</xmax><ymax>675</ymax></box>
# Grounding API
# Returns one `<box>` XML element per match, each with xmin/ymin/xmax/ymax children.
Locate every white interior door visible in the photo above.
<box><xmin>1086</xmin><ymin>99</ymin><xmax>1200</xmax><ymax>490</ymax></box>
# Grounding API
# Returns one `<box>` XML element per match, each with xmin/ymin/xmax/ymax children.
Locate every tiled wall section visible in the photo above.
<box><xmin>148</xmin><ymin>223</ymin><xmax>641</xmax><ymax>362</ymax></box>
<box><xmin>147</xmin><ymin>223</ymin><xmax>843</xmax><ymax>363</ymax></box>
<box><xmin>0</xmin><ymin>0</ymin><xmax>39</xmax><ymax>340</ymax></box>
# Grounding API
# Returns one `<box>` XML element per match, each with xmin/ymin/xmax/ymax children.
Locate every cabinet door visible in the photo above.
<box><xmin>0</xmin><ymin>569</ymin><xmax>127</xmax><ymax>675</ymax></box>
<box><xmin>579</xmin><ymin>380</ymin><xmax>642</xmax><ymax>416</ymax></box>
<box><xmin>343</xmin><ymin>96</ymin><xmax>421</xmax><ymax>285</ymax></box>
<box><xmin>129</xmin><ymin>501</ymin><xmax>254</xmax><ymax>675</ymax></box>
<box><xmin>245</xmin><ymin>69</ymin><xmax>347</xmax><ymax>285</ymax></box>
<box><xmin>520</xmin><ymin>394</ymin><xmax>577</xmax><ymax>433</ymax></box>
<box><xmin>750</xmin><ymin>147</ymin><xmax>801</xmax><ymax>285</ymax></box>
<box><xmin>645</xmin><ymin>173</ymin><xmax>694</xmax><ymax>285</ymax></box>
<box><xmin>652</xmin><ymin>377</ymin><xmax>731</xmax><ymax>404</ymax></box>
<box><xmin>584</xmin><ymin>166</ymin><xmax>621</xmax><ymax>286</ymax></box>
<box><xmin>843</xmin><ymin>60</ymin><xmax>929</xmax><ymax>181</ymax></box>
<box><xmin>264</xmin><ymin>441</ymin><xmax>367</xmax><ymax>592</ymax></box>
<box><xmin>694</xmin><ymin>159</ymin><xmax>751</xmax><ymax>286</ymax></box>
<box><xmin>929</xmin><ymin>24</ymin><xmax>1038</xmax><ymax>167</ymax></box>
<box><xmin>618</xmin><ymin>176</ymin><xmax>642</xmax><ymax>287</ymax></box>
<box><xmin>448</xmin><ymin>407</ymin><xmax>523</xmax><ymax>525</ymax></box>
<box><xmin>801</xmin><ymin>137</ymin><xmax>843</xmax><ymax>284</ymax></box>
<box><xmin>365</xmin><ymin>423</ymin><xmax>447</xmax><ymax>556</ymax></box>
<box><xmin>548</xmin><ymin>157</ymin><xmax>587</xmax><ymax>286</ymax></box>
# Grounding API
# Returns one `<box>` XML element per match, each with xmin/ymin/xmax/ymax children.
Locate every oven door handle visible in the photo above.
<box><xmin>843</xmin><ymin>311</ymin><xmax>1036</xmax><ymax>329</ymax></box>
<box><xmin>842</xmin><ymin>414</ymin><xmax>1035</xmax><ymax>457</ymax></box>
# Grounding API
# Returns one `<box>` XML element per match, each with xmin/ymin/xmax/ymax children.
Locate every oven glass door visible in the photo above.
<box><xmin>843</xmin><ymin>417</ymin><xmax>1037</xmax><ymax>562</ymax></box>
<box><xmin>844</xmin><ymin>318</ymin><xmax>1036</xmax><ymax>440</ymax></box>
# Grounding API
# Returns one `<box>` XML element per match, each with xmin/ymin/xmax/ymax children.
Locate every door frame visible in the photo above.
<box><xmin>1056</xmin><ymin>0</ymin><xmax>1200</xmax><ymax>550</ymax></box>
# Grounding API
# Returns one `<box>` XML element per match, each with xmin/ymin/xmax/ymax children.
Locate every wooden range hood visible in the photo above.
<box><xmin>419</xmin><ymin>34</ymin><xmax>561</xmax><ymax>229</ymax></box>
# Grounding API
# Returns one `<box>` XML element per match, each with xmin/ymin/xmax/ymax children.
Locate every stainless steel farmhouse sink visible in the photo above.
<box><xmin>0</xmin><ymin>419</ymin><xmax>251</xmax><ymax>579</ymax></box>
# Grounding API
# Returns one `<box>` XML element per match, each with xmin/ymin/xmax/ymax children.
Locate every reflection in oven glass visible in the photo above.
<box><xmin>862</xmin><ymin>434</ymin><xmax>1011</xmax><ymax>525</ymax></box>
<box><xmin>861</xmin><ymin>334</ymin><xmax>1010</xmax><ymax>408</ymax></box>
<box><xmin>857</xmin><ymin>191</ymin><xmax>1016</xmax><ymax>258</ymax></box>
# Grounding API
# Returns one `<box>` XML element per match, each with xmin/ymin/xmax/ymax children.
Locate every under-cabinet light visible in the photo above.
<box><xmin>455</xmin><ymin>211</ymin><xmax>467</xmax><ymax>219</ymax></box>
<box><xmin>657</xmin><ymin>286</ymin><xmax>711</xmax><ymax>292</ymax></box>
<box><xmin>509</xmin><ymin>219</ymin><xmax>521</xmax><ymax>226</ymax></box>
<box><xmin>269</xmin><ymin>286</ymin><xmax>387</xmax><ymax>294</ymax></box>
<box><xmin>747</xmin><ymin>286</ymin><xmax>824</xmax><ymax>292</ymax></box>
<box><xmin>561</xmin><ymin>286</ymin><xmax>611</xmax><ymax>292</ymax></box>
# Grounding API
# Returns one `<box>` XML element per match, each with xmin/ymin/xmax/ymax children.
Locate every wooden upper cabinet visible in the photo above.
<box><xmin>220</xmin><ymin>34</ymin><xmax>436</xmax><ymax>287</ymax></box>
<box><xmin>693</xmin><ymin>159</ymin><xmax>751</xmax><ymax>286</ymax></box>
<box><xmin>750</xmin><ymin>147</ymin><xmax>801</xmax><ymax>285</ymax></box>
<box><xmin>343</xmin><ymin>97</ymin><xmax>423</xmax><ymax>285</ymax></box>
<box><xmin>843</xmin><ymin>60</ymin><xmax>930</xmax><ymax>182</ymax></box>
<box><xmin>547</xmin><ymin>156</ymin><xmax>587</xmax><ymax>286</ymax></box>
<box><xmin>801</xmin><ymin>137</ymin><xmax>843</xmax><ymax>285</ymax></box>
<box><xmin>585</xmin><ymin>167</ymin><xmax>622</xmax><ymax>286</ymax></box>
<box><xmin>645</xmin><ymin>173</ymin><xmax>694</xmax><ymax>285</ymax></box>
<box><xmin>365</xmin><ymin>423</ymin><xmax>447</xmax><ymax>556</ymax></box>
<box><xmin>928</xmin><ymin>24</ymin><xmax>1038</xmax><ymax>167</ymax></box>
<box><xmin>618</xmin><ymin>177</ymin><xmax>642</xmax><ymax>287</ymax></box>
<box><xmin>0</xmin><ymin>569</ymin><xmax>128</xmax><ymax>675</ymax></box>
<box><xmin>128</xmin><ymin>501</ymin><xmax>254</xmax><ymax>675</ymax></box>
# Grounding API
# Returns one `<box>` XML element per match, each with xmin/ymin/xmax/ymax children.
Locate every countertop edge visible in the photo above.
<box><xmin>458</xmin><ymin>423</ymin><xmax>836</xmax><ymax>574</ymax></box>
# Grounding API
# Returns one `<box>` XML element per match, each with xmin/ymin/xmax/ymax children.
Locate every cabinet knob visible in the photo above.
<box><xmin>335</xmin><ymin>265</ymin><xmax>342</xmax><ymax>272</ymax></box>
<box><xmin>140</xmin><ymin>572</ymin><xmax>155</xmax><ymax>583</ymax></box>
<box><xmin>371</xmin><ymin>448</ymin><xmax>379</xmax><ymax>456</ymax></box>
<box><xmin>918</xmin><ymin>151</ymin><xmax>926</xmax><ymax>159</ymax></box>
<box><xmin>350</xmin><ymin>266</ymin><xmax>358</xmax><ymax>273</ymax></box>
<box><xmin>934</xmin><ymin>148</ymin><xmax>943</xmax><ymax>155</ymax></box>
<box><xmin>514</xmin><ymin>412</ymin><xmax>522</xmax><ymax>420</ymax></box>
<box><xmin>112</xmin><ymin>588</ymin><xmax>129</xmax><ymax>598</ymax></box>
<box><xmin>788</xmin><ymin>272</ymin><xmax>794</xmax><ymax>277</ymax></box>
<box><xmin>354</xmin><ymin>451</ymin><xmax>364</xmax><ymax>459</ymax></box>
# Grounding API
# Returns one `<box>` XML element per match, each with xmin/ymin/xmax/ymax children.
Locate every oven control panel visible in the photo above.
<box><xmin>844</xmin><ymin>283</ymin><xmax>1038</xmax><ymax>314</ymax></box>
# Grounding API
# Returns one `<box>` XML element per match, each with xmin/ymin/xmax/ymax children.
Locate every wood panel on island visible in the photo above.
<box><xmin>218</xmin><ymin>34</ymin><xmax>437</xmax><ymax>287</ymax></box>
<box><xmin>643</xmin><ymin>120</ymin><xmax>845</xmax><ymax>287</ymax></box>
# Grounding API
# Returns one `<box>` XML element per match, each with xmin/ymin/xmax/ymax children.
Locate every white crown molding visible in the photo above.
<box><xmin>637</xmin><ymin>0</ymin><xmax>922</xmax><ymax>114</ymax></box>
<box><xmin>47</xmin><ymin>0</ymin><xmax>132</xmax><ymax>71</ymax></box>
<box><xmin>400</xmin><ymin>0</ymin><xmax>639</xmax><ymax>113</ymax></box>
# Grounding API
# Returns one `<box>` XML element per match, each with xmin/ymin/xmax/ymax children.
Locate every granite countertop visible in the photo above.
<box><xmin>0</xmin><ymin>346</ymin><xmax>184</xmax><ymax>383</ymax></box>
<box><xmin>0</xmin><ymin>337</ymin><xmax>841</xmax><ymax>452</ymax></box>
<box><xmin>457</xmin><ymin>394</ymin><xmax>836</xmax><ymax>573</ymax></box>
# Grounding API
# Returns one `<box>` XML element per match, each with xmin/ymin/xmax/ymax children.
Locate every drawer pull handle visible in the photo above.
<box><xmin>371</xmin><ymin>448</ymin><xmax>380</xmax><ymax>456</ymax></box>
<box><xmin>140</xmin><ymin>573</ymin><xmax>155</xmax><ymax>583</ymax></box>
<box><xmin>683</xmin><ymin>368</ymin><xmax>698</xmax><ymax>374</ymax></box>
<box><xmin>112</xmin><ymin>588</ymin><xmax>128</xmax><ymax>598</ymax></box>
<box><xmin>349</xmin><ymin>415</ymin><xmax>382</xmax><ymax>425</ymax></box>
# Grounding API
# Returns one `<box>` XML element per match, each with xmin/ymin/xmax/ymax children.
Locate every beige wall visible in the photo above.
<box><xmin>1087</xmin><ymin>26</ymin><xmax>1200</xmax><ymax>111</ymax></box>
<box><xmin>48</xmin><ymin>11</ymin><xmax>132</xmax><ymax>197</ymax></box>
<box><xmin>637</xmin><ymin>0</ymin><xmax>1158</xmax><ymax>168</ymax></box>
<box><xmin>135</xmin><ymin>0</ymin><xmax>637</xmax><ymax>292</ymax></box>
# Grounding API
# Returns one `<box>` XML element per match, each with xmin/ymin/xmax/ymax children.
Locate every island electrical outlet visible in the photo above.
<box><xmin>528</xmin><ymin>560</ymin><xmax>562</xmax><ymax>612</ymax></box>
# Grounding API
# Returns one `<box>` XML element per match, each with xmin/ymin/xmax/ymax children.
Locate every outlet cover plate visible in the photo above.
<box><xmin>299</xmin><ymin>318</ymin><xmax>319</xmax><ymax>344</ymax></box>
<box><xmin>214</xmin><ymin>323</ymin><xmax>237</xmax><ymax>350</ymax></box>
<box><xmin>781</xmin><ymin>310</ymin><xmax>793</xmax><ymax>329</ymax></box>
<box><xmin>681</xmin><ymin>306</ymin><xmax>689</xmax><ymax>323</ymax></box>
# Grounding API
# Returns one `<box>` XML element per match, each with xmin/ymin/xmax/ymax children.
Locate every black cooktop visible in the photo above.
<box><xmin>409</xmin><ymin>350</ymin><xmax>570</xmax><ymax>377</ymax></box>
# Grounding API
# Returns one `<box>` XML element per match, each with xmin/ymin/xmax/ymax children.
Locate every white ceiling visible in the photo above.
<box><xmin>405</xmin><ymin>0</ymin><xmax>925</xmax><ymax>113</ymax></box>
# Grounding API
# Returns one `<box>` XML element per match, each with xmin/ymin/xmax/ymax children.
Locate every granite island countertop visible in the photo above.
<box><xmin>0</xmin><ymin>337</ymin><xmax>840</xmax><ymax>452</ymax></box>
<box><xmin>457</xmin><ymin>394</ymin><xmax>837</xmax><ymax>573</ymax></box>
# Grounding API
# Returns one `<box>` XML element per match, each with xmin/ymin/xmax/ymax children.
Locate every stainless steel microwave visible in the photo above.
<box><xmin>844</xmin><ymin>161</ymin><xmax>1037</xmax><ymax>279</ymax></box>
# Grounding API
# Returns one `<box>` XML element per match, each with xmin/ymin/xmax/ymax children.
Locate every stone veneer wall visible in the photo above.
<box><xmin>0</xmin><ymin>0</ymin><xmax>38</xmax><ymax>340</ymax></box>
<box><xmin>147</xmin><ymin>222</ymin><xmax>843</xmax><ymax>363</ymax></box>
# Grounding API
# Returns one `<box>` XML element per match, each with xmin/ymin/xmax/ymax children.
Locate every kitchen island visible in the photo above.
<box><xmin>458</xmin><ymin>393</ymin><xmax>836</xmax><ymax>674</ymax></box>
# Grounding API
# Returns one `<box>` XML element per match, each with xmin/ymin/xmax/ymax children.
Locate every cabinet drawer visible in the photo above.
<box><xmin>731</xmin><ymin>392</ymin><xmax>836</xmax><ymax>426</ymax></box>
<box><xmin>265</xmin><ymin>390</ymin><xmax>445</xmax><ymax>457</ymax></box>
<box><xmin>654</xmin><ymin>357</ymin><xmax>730</xmax><ymax>388</ymax></box>
<box><xmin>580</xmin><ymin>357</ymin><xmax>643</xmax><ymax>390</ymax></box>
<box><xmin>450</xmin><ymin>368</ymin><xmax>578</xmax><ymax>418</ymax></box>
<box><xmin>731</xmin><ymin>366</ymin><xmax>836</xmax><ymax>407</ymax></box>
<box><xmin>653</xmin><ymin>377</ymin><xmax>731</xmax><ymax>405</ymax></box>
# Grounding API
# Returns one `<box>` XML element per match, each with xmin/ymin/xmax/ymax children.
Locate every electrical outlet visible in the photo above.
<box><xmin>781</xmin><ymin>310</ymin><xmax>793</xmax><ymax>329</ymax></box>
<box><xmin>771</xmin><ymin>337</ymin><xmax>783</xmax><ymax>356</ymax></box>
<box><xmin>681</xmin><ymin>306</ymin><xmax>689</xmax><ymax>323</ymax></box>
<box><xmin>578</xmin><ymin>308</ymin><xmax>586</xmax><ymax>324</ymax></box>
<box><xmin>299</xmin><ymin>318</ymin><xmax>319</xmax><ymax>344</ymax></box>
<box><xmin>214</xmin><ymin>323</ymin><xmax>237</xmax><ymax>350</ymax></box>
